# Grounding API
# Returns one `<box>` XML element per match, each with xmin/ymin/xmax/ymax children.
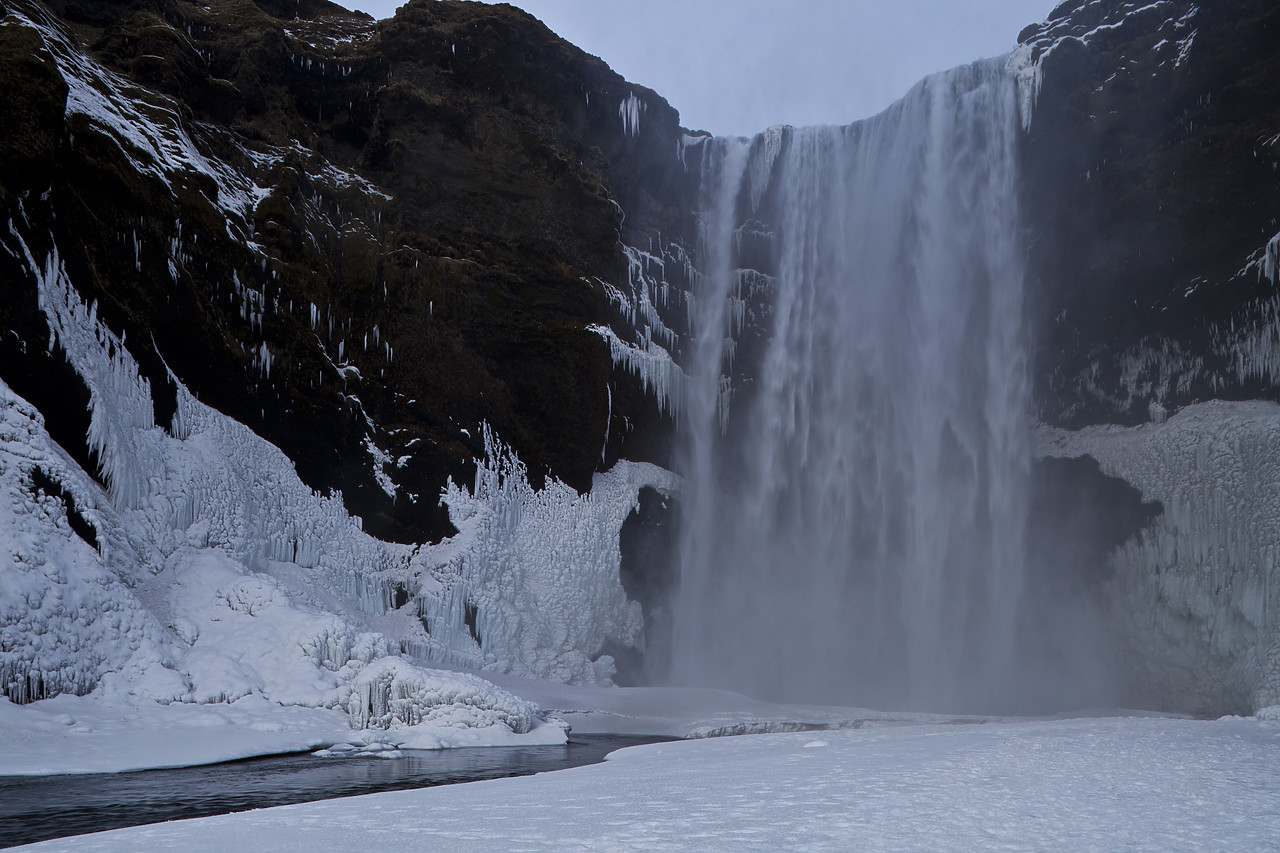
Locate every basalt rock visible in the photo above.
<box><xmin>1020</xmin><ymin>0</ymin><xmax>1280</xmax><ymax>428</ymax></box>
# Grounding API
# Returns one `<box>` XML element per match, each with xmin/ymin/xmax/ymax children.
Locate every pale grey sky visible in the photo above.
<box><xmin>348</xmin><ymin>1</ymin><xmax>1057</xmax><ymax>136</ymax></box>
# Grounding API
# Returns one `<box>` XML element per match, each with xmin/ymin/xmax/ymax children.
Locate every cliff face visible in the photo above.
<box><xmin>0</xmin><ymin>0</ymin><xmax>695</xmax><ymax>547</ymax></box>
<box><xmin>1018</xmin><ymin>0</ymin><xmax>1280</xmax><ymax>427</ymax></box>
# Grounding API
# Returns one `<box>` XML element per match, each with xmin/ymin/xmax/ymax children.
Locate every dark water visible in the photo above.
<box><xmin>0</xmin><ymin>735</ymin><xmax>668</xmax><ymax>849</ymax></box>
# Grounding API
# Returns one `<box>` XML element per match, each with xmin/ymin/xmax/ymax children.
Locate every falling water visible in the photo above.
<box><xmin>670</xmin><ymin>59</ymin><xmax>1031</xmax><ymax>713</ymax></box>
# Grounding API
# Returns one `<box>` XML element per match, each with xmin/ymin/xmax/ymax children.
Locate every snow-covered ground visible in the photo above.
<box><xmin>0</xmin><ymin>692</ymin><xmax>351</xmax><ymax>775</ymax></box>
<box><xmin>13</xmin><ymin>714</ymin><xmax>1280</xmax><ymax>852</ymax></box>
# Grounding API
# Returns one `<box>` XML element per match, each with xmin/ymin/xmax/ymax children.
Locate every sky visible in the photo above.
<box><xmin>346</xmin><ymin>1</ymin><xmax>1058</xmax><ymax>136</ymax></box>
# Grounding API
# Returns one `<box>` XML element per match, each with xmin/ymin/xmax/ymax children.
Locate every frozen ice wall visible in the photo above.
<box><xmin>671</xmin><ymin>60</ymin><xmax>1036</xmax><ymax>713</ymax></box>
<box><xmin>1040</xmin><ymin>401</ymin><xmax>1280</xmax><ymax>715</ymax></box>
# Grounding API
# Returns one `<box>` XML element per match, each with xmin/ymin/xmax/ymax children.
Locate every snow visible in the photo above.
<box><xmin>6</xmin><ymin>6</ymin><xmax>269</xmax><ymax>241</ymax></box>
<box><xmin>0</xmin><ymin>672</ymin><xmax>569</xmax><ymax>776</ymax></box>
<box><xmin>0</xmin><ymin>380</ymin><xmax>168</xmax><ymax>705</ymax></box>
<box><xmin>0</xmin><ymin>671</ymin><xmax>994</xmax><ymax>777</ymax></box>
<box><xmin>13</xmin><ymin>715</ymin><xmax>1280</xmax><ymax>851</ymax></box>
<box><xmin>0</xmin><ymin>692</ymin><xmax>351</xmax><ymax>776</ymax></box>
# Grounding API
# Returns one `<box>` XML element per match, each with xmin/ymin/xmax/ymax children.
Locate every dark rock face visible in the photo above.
<box><xmin>1020</xmin><ymin>0</ymin><xmax>1280</xmax><ymax>427</ymax></box>
<box><xmin>617</xmin><ymin>484</ymin><xmax>679</xmax><ymax>682</ymax></box>
<box><xmin>0</xmin><ymin>0</ymin><xmax>698</xmax><ymax>545</ymax></box>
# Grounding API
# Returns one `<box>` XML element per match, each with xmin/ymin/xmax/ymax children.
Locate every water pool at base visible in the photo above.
<box><xmin>0</xmin><ymin>734</ymin><xmax>668</xmax><ymax>848</ymax></box>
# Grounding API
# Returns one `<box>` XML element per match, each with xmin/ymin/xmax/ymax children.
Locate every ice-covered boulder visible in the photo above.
<box><xmin>347</xmin><ymin>658</ymin><xmax>539</xmax><ymax>734</ymax></box>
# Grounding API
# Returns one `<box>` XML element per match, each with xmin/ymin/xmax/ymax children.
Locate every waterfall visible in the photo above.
<box><xmin>670</xmin><ymin>59</ymin><xmax>1031</xmax><ymax>713</ymax></box>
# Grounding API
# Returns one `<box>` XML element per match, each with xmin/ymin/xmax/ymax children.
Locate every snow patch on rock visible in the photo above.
<box><xmin>1010</xmin><ymin>1</ymin><xmax>1200</xmax><ymax>130</ymax></box>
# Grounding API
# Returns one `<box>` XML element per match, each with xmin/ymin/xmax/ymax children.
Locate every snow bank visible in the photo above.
<box><xmin>18</xmin><ymin>716</ymin><xmax>1280</xmax><ymax>852</ymax></box>
<box><xmin>0</xmin><ymin>692</ymin><xmax>351</xmax><ymax>776</ymax></box>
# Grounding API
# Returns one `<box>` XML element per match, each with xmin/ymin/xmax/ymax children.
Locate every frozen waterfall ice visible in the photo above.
<box><xmin>670</xmin><ymin>59</ymin><xmax>1032</xmax><ymax>713</ymax></box>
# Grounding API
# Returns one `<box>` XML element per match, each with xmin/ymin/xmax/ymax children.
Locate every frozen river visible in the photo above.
<box><xmin>0</xmin><ymin>735</ymin><xmax>665</xmax><ymax>849</ymax></box>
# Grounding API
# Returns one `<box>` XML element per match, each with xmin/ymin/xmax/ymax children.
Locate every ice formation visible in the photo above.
<box><xmin>3</xmin><ymin>237</ymin><xmax>669</xmax><ymax>724</ymax></box>
<box><xmin>0</xmin><ymin>383</ymin><xmax>170</xmax><ymax>704</ymax></box>
<box><xmin>1</xmin><ymin>247</ymin><xmax>672</xmax><ymax>717</ymax></box>
<box><xmin>1039</xmin><ymin>400</ymin><xmax>1280</xmax><ymax>713</ymax></box>
<box><xmin>1193</xmin><ymin>231</ymin><xmax>1280</xmax><ymax>395</ymax></box>
<box><xmin>0</xmin><ymin>274</ymin><xmax>660</xmax><ymax>717</ymax></box>
<box><xmin>347</xmin><ymin>657</ymin><xmax>538</xmax><ymax>732</ymax></box>
<box><xmin>425</xmin><ymin>424</ymin><xmax>679</xmax><ymax>684</ymax></box>
<box><xmin>618</xmin><ymin>92</ymin><xmax>646</xmax><ymax>137</ymax></box>
<box><xmin>0</xmin><ymin>253</ymin><xmax>668</xmax><ymax>712</ymax></box>
<box><xmin>589</xmin><ymin>324</ymin><xmax>684</xmax><ymax>420</ymax></box>
<box><xmin>1265</xmin><ymin>231</ymin><xmax>1280</xmax><ymax>284</ymax></box>
<box><xmin>589</xmin><ymin>234</ymin><xmax>696</xmax><ymax>423</ymax></box>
